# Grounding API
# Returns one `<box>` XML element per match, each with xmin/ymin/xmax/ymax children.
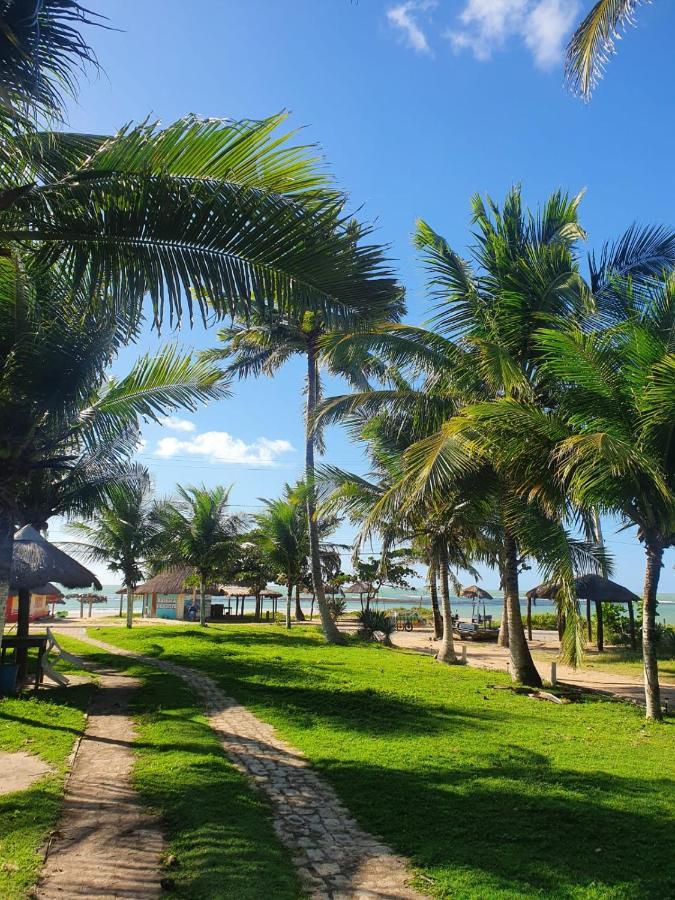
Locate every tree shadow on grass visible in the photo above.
<box><xmin>320</xmin><ymin>753</ymin><xmax>675</xmax><ymax>899</ymax></box>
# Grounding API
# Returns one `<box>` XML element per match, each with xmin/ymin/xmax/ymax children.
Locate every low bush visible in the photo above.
<box><xmin>356</xmin><ymin>608</ymin><xmax>395</xmax><ymax>644</ymax></box>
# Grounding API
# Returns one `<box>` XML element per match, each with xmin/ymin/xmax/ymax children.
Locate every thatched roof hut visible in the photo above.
<box><xmin>460</xmin><ymin>584</ymin><xmax>493</xmax><ymax>599</ymax></box>
<box><xmin>526</xmin><ymin>574</ymin><xmax>640</xmax><ymax>652</ymax></box>
<box><xmin>526</xmin><ymin>574</ymin><xmax>639</xmax><ymax>604</ymax></box>
<box><xmin>11</xmin><ymin>525</ymin><xmax>101</xmax><ymax>591</ymax></box>
<box><xmin>31</xmin><ymin>583</ymin><xmax>64</xmax><ymax>598</ymax></box>
<box><xmin>134</xmin><ymin>567</ymin><xmax>207</xmax><ymax>596</ymax></box>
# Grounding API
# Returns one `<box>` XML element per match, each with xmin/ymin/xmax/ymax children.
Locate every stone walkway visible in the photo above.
<box><xmin>38</xmin><ymin>667</ymin><xmax>165</xmax><ymax>899</ymax></box>
<box><xmin>76</xmin><ymin>632</ymin><xmax>424</xmax><ymax>900</ymax></box>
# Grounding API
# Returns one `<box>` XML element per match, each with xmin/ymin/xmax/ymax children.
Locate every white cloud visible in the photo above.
<box><xmin>159</xmin><ymin>416</ymin><xmax>196</xmax><ymax>433</ymax></box>
<box><xmin>154</xmin><ymin>431</ymin><xmax>294</xmax><ymax>467</ymax></box>
<box><xmin>387</xmin><ymin>1</ymin><xmax>437</xmax><ymax>55</ymax></box>
<box><xmin>446</xmin><ymin>0</ymin><xmax>579</xmax><ymax>69</ymax></box>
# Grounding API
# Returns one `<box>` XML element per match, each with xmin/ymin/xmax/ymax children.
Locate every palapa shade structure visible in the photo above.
<box><xmin>526</xmin><ymin>574</ymin><xmax>640</xmax><ymax>651</ymax></box>
<box><xmin>11</xmin><ymin>526</ymin><xmax>101</xmax><ymax>593</ymax></box>
<box><xmin>459</xmin><ymin>584</ymin><xmax>493</xmax><ymax>600</ymax></box>
<box><xmin>8</xmin><ymin>525</ymin><xmax>100</xmax><ymax>678</ymax></box>
<box><xmin>214</xmin><ymin>584</ymin><xmax>283</xmax><ymax>618</ymax></box>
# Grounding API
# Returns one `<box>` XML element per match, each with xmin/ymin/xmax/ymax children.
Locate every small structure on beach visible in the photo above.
<box><xmin>4</xmin><ymin>582</ymin><xmax>64</xmax><ymax>623</ymax></box>
<box><xmin>459</xmin><ymin>585</ymin><xmax>493</xmax><ymax>600</ymax></box>
<box><xmin>134</xmin><ymin>567</ymin><xmax>204</xmax><ymax>620</ymax></box>
<box><xmin>526</xmin><ymin>574</ymin><xmax>640</xmax><ymax>650</ymax></box>
<box><xmin>213</xmin><ymin>585</ymin><xmax>283</xmax><ymax>620</ymax></box>
<box><xmin>7</xmin><ymin>525</ymin><xmax>100</xmax><ymax>684</ymax></box>
<box><xmin>342</xmin><ymin>580</ymin><xmax>376</xmax><ymax>610</ymax></box>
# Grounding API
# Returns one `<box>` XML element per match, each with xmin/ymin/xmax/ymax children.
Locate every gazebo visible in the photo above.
<box><xmin>133</xmin><ymin>567</ymin><xmax>207</xmax><ymax>620</ymax></box>
<box><xmin>8</xmin><ymin>525</ymin><xmax>100</xmax><ymax>682</ymax></box>
<box><xmin>526</xmin><ymin>574</ymin><xmax>640</xmax><ymax>651</ymax></box>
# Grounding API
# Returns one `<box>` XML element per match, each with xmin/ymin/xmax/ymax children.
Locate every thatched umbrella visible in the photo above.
<box><xmin>9</xmin><ymin>525</ymin><xmax>101</xmax><ymax>678</ymax></box>
<box><xmin>459</xmin><ymin>585</ymin><xmax>493</xmax><ymax>599</ymax></box>
<box><xmin>342</xmin><ymin>580</ymin><xmax>375</xmax><ymax>610</ymax></box>
<box><xmin>526</xmin><ymin>574</ymin><xmax>640</xmax><ymax>651</ymax></box>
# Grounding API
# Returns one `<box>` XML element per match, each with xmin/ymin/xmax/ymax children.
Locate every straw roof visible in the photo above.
<box><xmin>526</xmin><ymin>574</ymin><xmax>639</xmax><ymax>604</ymax></box>
<box><xmin>460</xmin><ymin>584</ymin><xmax>493</xmax><ymax>599</ymax></box>
<box><xmin>135</xmin><ymin>567</ymin><xmax>198</xmax><ymax>595</ymax></box>
<box><xmin>342</xmin><ymin>581</ymin><xmax>373</xmax><ymax>594</ymax></box>
<box><xmin>10</xmin><ymin>525</ymin><xmax>101</xmax><ymax>591</ymax></box>
<box><xmin>30</xmin><ymin>582</ymin><xmax>64</xmax><ymax>598</ymax></box>
<box><xmin>215</xmin><ymin>584</ymin><xmax>283</xmax><ymax>598</ymax></box>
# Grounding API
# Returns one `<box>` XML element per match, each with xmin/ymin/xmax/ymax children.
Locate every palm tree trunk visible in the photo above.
<box><xmin>199</xmin><ymin>578</ymin><xmax>207</xmax><ymax>627</ymax></box>
<box><xmin>526</xmin><ymin>595</ymin><xmax>532</xmax><ymax>641</ymax></box>
<box><xmin>503</xmin><ymin>531</ymin><xmax>541</xmax><ymax>686</ymax></box>
<box><xmin>0</xmin><ymin>514</ymin><xmax>14</xmax><ymax>645</ymax></box>
<box><xmin>436</xmin><ymin>545</ymin><xmax>457</xmax><ymax>664</ymax></box>
<box><xmin>642</xmin><ymin>540</ymin><xmax>663</xmax><ymax>721</ymax></box>
<box><xmin>126</xmin><ymin>586</ymin><xmax>134</xmax><ymax>629</ymax></box>
<box><xmin>118</xmin><ymin>591</ymin><xmax>124</xmax><ymax>617</ymax></box>
<box><xmin>286</xmin><ymin>583</ymin><xmax>292</xmax><ymax>629</ymax></box>
<box><xmin>294</xmin><ymin>584</ymin><xmax>305</xmax><ymax>621</ymax></box>
<box><xmin>429</xmin><ymin>563</ymin><xmax>443</xmax><ymax>639</ymax></box>
<box><xmin>627</xmin><ymin>600</ymin><xmax>636</xmax><ymax>652</ymax></box>
<box><xmin>497</xmin><ymin>595</ymin><xmax>509</xmax><ymax>647</ymax></box>
<box><xmin>305</xmin><ymin>342</ymin><xmax>343</xmax><ymax>644</ymax></box>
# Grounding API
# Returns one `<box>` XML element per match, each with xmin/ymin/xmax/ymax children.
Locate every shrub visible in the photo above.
<box><xmin>326</xmin><ymin>597</ymin><xmax>347</xmax><ymax>621</ymax></box>
<box><xmin>356</xmin><ymin>609</ymin><xmax>395</xmax><ymax>644</ymax></box>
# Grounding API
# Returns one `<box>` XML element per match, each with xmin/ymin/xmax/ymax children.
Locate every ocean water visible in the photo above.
<box><xmin>65</xmin><ymin>585</ymin><xmax>675</xmax><ymax>626</ymax></box>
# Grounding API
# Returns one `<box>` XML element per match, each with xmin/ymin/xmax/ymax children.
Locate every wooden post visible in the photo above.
<box><xmin>550</xmin><ymin>662</ymin><xmax>557</xmax><ymax>685</ymax></box>
<box><xmin>627</xmin><ymin>600</ymin><xmax>637</xmax><ymax>652</ymax></box>
<box><xmin>595</xmin><ymin>600</ymin><xmax>604</xmax><ymax>652</ymax></box>
<box><xmin>461</xmin><ymin>645</ymin><xmax>467</xmax><ymax>664</ymax></box>
<box><xmin>89</xmin><ymin>597</ymin><xmax>93</xmax><ymax>618</ymax></box>
<box><xmin>80</xmin><ymin>598</ymin><xmax>84</xmax><ymax>618</ymax></box>
<box><xmin>526</xmin><ymin>595</ymin><xmax>532</xmax><ymax>641</ymax></box>
<box><xmin>17</xmin><ymin>588</ymin><xmax>31</xmax><ymax>681</ymax></box>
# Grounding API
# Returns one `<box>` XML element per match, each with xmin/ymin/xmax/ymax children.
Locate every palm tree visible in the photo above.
<box><xmin>204</xmin><ymin>274</ymin><xmax>404</xmax><ymax>644</ymax></box>
<box><xmin>68</xmin><ymin>476</ymin><xmax>157</xmax><ymax>628</ymax></box>
<box><xmin>153</xmin><ymin>485</ymin><xmax>245</xmax><ymax>627</ymax></box>
<box><xmin>566</xmin><ymin>1</ymin><xmax>653</xmax><ymax>99</ymax></box>
<box><xmin>0</xmin><ymin>260</ymin><xmax>229</xmax><ymax>641</ymax></box>
<box><xmin>254</xmin><ymin>486</ymin><xmax>308</xmax><ymax>629</ymax></box>
<box><xmin>530</xmin><ymin>287</ymin><xmax>674</xmax><ymax>720</ymax></box>
<box><xmin>317</xmin><ymin>189</ymin><xmax>663</xmax><ymax>682</ymax></box>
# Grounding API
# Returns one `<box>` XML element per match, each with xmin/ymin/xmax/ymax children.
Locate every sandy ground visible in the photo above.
<box><xmin>389</xmin><ymin>626</ymin><xmax>675</xmax><ymax>709</ymax></box>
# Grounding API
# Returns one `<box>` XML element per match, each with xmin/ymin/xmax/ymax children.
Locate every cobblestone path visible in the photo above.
<box><xmin>76</xmin><ymin>632</ymin><xmax>424</xmax><ymax>900</ymax></box>
<box><xmin>38</xmin><ymin>667</ymin><xmax>165</xmax><ymax>898</ymax></box>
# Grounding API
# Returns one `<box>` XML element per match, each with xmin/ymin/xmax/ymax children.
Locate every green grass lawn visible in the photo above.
<box><xmin>578</xmin><ymin>649</ymin><xmax>675</xmax><ymax>682</ymax></box>
<box><xmin>0</xmin><ymin>683</ymin><xmax>93</xmax><ymax>899</ymax></box>
<box><xmin>88</xmin><ymin>623</ymin><xmax>675</xmax><ymax>900</ymax></box>
<box><xmin>58</xmin><ymin>636</ymin><xmax>300</xmax><ymax>900</ymax></box>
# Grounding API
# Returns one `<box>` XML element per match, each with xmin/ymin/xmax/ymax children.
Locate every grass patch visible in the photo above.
<box><xmin>58</xmin><ymin>635</ymin><xmax>300</xmax><ymax>899</ymax></box>
<box><xmin>0</xmin><ymin>683</ymin><xmax>93</xmax><ymax>899</ymax></box>
<box><xmin>579</xmin><ymin>649</ymin><xmax>675</xmax><ymax>682</ymax></box>
<box><xmin>89</xmin><ymin>623</ymin><xmax>675</xmax><ymax>900</ymax></box>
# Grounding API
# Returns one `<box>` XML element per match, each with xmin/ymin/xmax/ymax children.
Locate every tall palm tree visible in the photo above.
<box><xmin>530</xmin><ymin>287</ymin><xmax>674</xmax><ymax>720</ymax></box>
<box><xmin>204</xmin><ymin>274</ymin><xmax>404</xmax><ymax>644</ymax></box>
<box><xmin>153</xmin><ymin>485</ymin><xmax>245</xmax><ymax>627</ymax></box>
<box><xmin>68</xmin><ymin>475</ymin><xmax>157</xmax><ymax>628</ymax></box>
<box><xmin>566</xmin><ymin>1</ymin><xmax>653</xmax><ymax>99</ymax></box>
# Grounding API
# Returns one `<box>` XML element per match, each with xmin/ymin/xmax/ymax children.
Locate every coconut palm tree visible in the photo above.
<box><xmin>204</xmin><ymin>269</ymin><xmax>404</xmax><ymax>644</ymax></box>
<box><xmin>67</xmin><ymin>475</ymin><xmax>157</xmax><ymax>628</ymax></box>
<box><xmin>153</xmin><ymin>485</ymin><xmax>245</xmax><ymax>627</ymax></box>
<box><xmin>529</xmin><ymin>285</ymin><xmax>674</xmax><ymax>720</ymax></box>
<box><xmin>566</xmin><ymin>1</ymin><xmax>654</xmax><ymax>99</ymax></box>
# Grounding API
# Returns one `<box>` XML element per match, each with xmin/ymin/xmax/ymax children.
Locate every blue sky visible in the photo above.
<box><xmin>52</xmin><ymin>0</ymin><xmax>674</xmax><ymax>594</ymax></box>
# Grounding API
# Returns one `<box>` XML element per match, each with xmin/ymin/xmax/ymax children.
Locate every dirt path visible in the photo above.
<box><xmin>38</xmin><ymin>667</ymin><xmax>165</xmax><ymax>899</ymax></box>
<box><xmin>389</xmin><ymin>627</ymin><xmax>675</xmax><ymax>708</ymax></box>
<box><xmin>75</xmin><ymin>631</ymin><xmax>424</xmax><ymax>900</ymax></box>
